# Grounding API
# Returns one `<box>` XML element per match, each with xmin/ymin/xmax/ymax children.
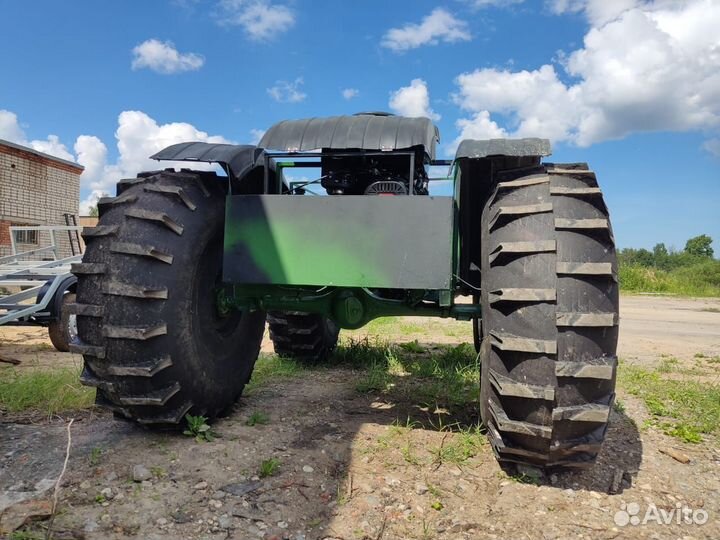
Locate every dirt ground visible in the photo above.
<box><xmin>1</xmin><ymin>295</ymin><xmax>720</xmax><ymax>539</ymax></box>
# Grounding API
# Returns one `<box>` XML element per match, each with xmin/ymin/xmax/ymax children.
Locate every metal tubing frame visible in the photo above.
<box><xmin>0</xmin><ymin>275</ymin><xmax>67</xmax><ymax>325</ymax></box>
<box><xmin>0</xmin><ymin>225</ymin><xmax>83</xmax><ymax>326</ymax></box>
<box><xmin>220</xmin><ymin>284</ymin><xmax>480</xmax><ymax>330</ymax></box>
<box><xmin>262</xmin><ymin>150</ymin><xmax>418</xmax><ymax>195</ymax></box>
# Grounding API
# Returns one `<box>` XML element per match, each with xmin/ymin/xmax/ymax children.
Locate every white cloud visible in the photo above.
<box><xmin>0</xmin><ymin>109</ymin><xmax>74</xmax><ymax>161</ymax></box>
<box><xmin>267</xmin><ymin>78</ymin><xmax>306</xmax><ymax>103</ymax></box>
<box><xmin>382</xmin><ymin>8</ymin><xmax>471</xmax><ymax>52</ymax></box>
<box><xmin>389</xmin><ymin>79</ymin><xmax>441</xmax><ymax>121</ymax></box>
<box><xmin>465</xmin><ymin>0</ymin><xmax>525</xmax><ymax>8</ymax></box>
<box><xmin>451</xmin><ymin>111</ymin><xmax>508</xmax><ymax>152</ymax></box>
<box><xmin>454</xmin><ymin>0</ymin><xmax>720</xmax><ymax>147</ymax></box>
<box><xmin>249</xmin><ymin>128</ymin><xmax>265</xmax><ymax>144</ymax></box>
<box><xmin>2</xmin><ymin>109</ymin><xmax>234</xmax><ymax>215</ymax></box>
<box><xmin>131</xmin><ymin>39</ymin><xmax>204</xmax><ymax>74</ymax></box>
<box><xmin>0</xmin><ymin>110</ymin><xmax>26</xmax><ymax>142</ymax></box>
<box><xmin>74</xmin><ymin>135</ymin><xmax>108</xmax><ymax>190</ymax></box>
<box><xmin>29</xmin><ymin>135</ymin><xmax>75</xmax><ymax>162</ymax></box>
<box><xmin>78</xmin><ymin>111</ymin><xmax>230</xmax><ymax>213</ymax></box>
<box><xmin>548</xmin><ymin>0</ymin><xmax>641</xmax><ymax>25</ymax></box>
<box><xmin>703</xmin><ymin>138</ymin><xmax>720</xmax><ymax>157</ymax></box>
<box><xmin>342</xmin><ymin>88</ymin><xmax>359</xmax><ymax>100</ymax></box>
<box><xmin>216</xmin><ymin>0</ymin><xmax>295</xmax><ymax>41</ymax></box>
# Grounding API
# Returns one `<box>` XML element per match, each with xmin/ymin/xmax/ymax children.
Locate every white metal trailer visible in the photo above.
<box><xmin>0</xmin><ymin>225</ymin><xmax>83</xmax><ymax>351</ymax></box>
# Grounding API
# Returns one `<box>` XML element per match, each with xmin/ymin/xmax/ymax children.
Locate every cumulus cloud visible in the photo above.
<box><xmin>389</xmin><ymin>79</ymin><xmax>441</xmax><ymax>121</ymax></box>
<box><xmin>267</xmin><ymin>78</ymin><xmax>306</xmax><ymax>103</ymax></box>
<box><xmin>382</xmin><ymin>8</ymin><xmax>471</xmax><ymax>52</ymax></box>
<box><xmin>453</xmin><ymin>111</ymin><xmax>508</xmax><ymax>147</ymax></box>
<box><xmin>342</xmin><ymin>88</ymin><xmax>359</xmax><ymax>100</ymax></box>
<box><xmin>216</xmin><ymin>0</ymin><xmax>295</xmax><ymax>41</ymax></box>
<box><xmin>2</xmin><ymin>109</ymin><xmax>233</xmax><ymax>214</ymax></box>
<box><xmin>453</xmin><ymin>0</ymin><xmax>720</xmax><ymax>147</ymax></box>
<box><xmin>131</xmin><ymin>39</ymin><xmax>204</xmax><ymax>74</ymax></box>
<box><xmin>75</xmin><ymin>111</ymin><xmax>230</xmax><ymax>213</ymax></box>
<box><xmin>0</xmin><ymin>109</ymin><xmax>74</xmax><ymax>161</ymax></box>
<box><xmin>74</xmin><ymin>135</ymin><xmax>108</xmax><ymax>189</ymax></box>
<box><xmin>547</xmin><ymin>0</ymin><xmax>640</xmax><ymax>25</ymax></box>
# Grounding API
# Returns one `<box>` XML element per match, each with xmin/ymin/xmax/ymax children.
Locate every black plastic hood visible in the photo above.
<box><xmin>150</xmin><ymin>142</ymin><xmax>262</xmax><ymax>179</ymax></box>
<box><xmin>258</xmin><ymin>114</ymin><xmax>440</xmax><ymax>159</ymax></box>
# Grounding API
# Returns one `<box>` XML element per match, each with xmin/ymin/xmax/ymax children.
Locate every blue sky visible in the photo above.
<box><xmin>0</xmin><ymin>0</ymin><xmax>718</xmax><ymax>252</ymax></box>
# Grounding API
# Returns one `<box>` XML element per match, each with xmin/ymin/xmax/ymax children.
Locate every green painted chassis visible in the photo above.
<box><xmin>218</xmin><ymin>154</ymin><xmax>481</xmax><ymax>330</ymax></box>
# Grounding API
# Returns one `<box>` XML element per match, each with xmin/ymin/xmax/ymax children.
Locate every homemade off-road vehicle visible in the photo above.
<box><xmin>73</xmin><ymin>113</ymin><xmax>618</xmax><ymax>470</ymax></box>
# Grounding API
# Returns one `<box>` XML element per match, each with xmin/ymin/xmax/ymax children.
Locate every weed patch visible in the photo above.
<box><xmin>618</xmin><ymin>363</ymin><xmax>720</xmax><ymax>443</ymax></box>
<box><xmin>245</xmin><ymin>355</ymin><xmax>304</xmax><ymax>393</ymax></box>
<box><xmin>259</xmin><ymin>458</ymin><xmax>280</xmax><ymax>477</ymax></box>
<box><xmin>183</xmin><ymin>414</ymin><xmax>215</xmax><ymax>442</ymax></box>
<box><xmin>0</xmin><ymin>366</ymin><xmax>94</xmax><ymax>415</ymax></box>
<box><xmin>246</xmin><ymin>411</ymin><xmax>270</xmax><ymax>426</ymax></box>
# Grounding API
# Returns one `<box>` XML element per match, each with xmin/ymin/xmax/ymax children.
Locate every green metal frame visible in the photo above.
<box><xmin>218</xmin><ymin>285</ymin><xmax>480</xmax><ymax>329</ymax></box>
<box><xmin>219</xmin><ymin>153</ymin><xmax>482</xmax><ymax>329</ymax></box>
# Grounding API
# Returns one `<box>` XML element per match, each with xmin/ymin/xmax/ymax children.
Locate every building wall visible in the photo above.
<box><xmin>0</xmin><ymin>141</ymin><xmax>82</xmax><ymax>259</ymax></box>
<box><xmin>78</xmin><ymin>215</ymin><xmax>99</xmax><ymax>251</ymax></box>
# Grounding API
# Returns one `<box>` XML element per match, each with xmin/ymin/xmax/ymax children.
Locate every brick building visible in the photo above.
<box><xmin>0</xmin><ymin>139</ymin><xmax>83</xmax><ymax>258</ymax></box>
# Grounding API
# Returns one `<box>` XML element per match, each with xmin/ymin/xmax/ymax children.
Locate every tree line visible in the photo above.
<box><xmin>618</xmin><ymin>234</ymin><xmax>715</xmax><ymax>270</ymax></box>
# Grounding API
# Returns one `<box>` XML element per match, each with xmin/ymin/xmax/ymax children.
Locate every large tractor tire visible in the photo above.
<box><xmin>71</xmin><ymin>170</ymin><xmax>266</xmax><ymax>424</ymax></box>
<box><xmin>479</xmin><ymin>163</ymin><xmax>618</xmax><ymax>469</ymax></box>
<box><xmin>267</xmin><ymin>312</ymin><xmax>339</xmax><ymax>363</ymax></box>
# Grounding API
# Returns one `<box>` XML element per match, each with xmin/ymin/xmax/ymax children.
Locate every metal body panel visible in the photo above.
<box><xmin>224</xmin><ymin>195</ymin><xmax>454</xmax><ymax>289</ymax></box>
<box><xmin>455</xmin><ymin>138</ymin><xmax>551</xmax><ymax>160</ymax></box>
<box><xmin>259</xmin><ymin>115</ymin><xmax>439</xmax><ymax>159</ymax></box>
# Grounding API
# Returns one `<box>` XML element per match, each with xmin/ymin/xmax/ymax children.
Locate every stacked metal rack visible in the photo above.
<box><xmin>0</xmin><ymin>225</ymin><xmax>82</xmax><ymax>351</ymax></box>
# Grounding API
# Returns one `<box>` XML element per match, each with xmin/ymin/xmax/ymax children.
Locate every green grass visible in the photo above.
<box><xmin>619</xmin><ymin>261</ymin><xmax>720</xmax><ymax>297</ymax></box>
<box><xmin>259</xmin><ymin>457</ymin><xmax>280</xmax><ymax>477</ymax></box>
<box><xmin>0</xmin><ymin>366</ymin><xmax>94</xmax><ymax>415</ymax></box>
<box><xmin>618</xmin><ymin>363</ymin><xmax>720</xmax><ymax>443</ymax></box>
<box><xmin>399</xmin><ymin>340</ymin><xmax>426</xmax><ymax>354</ymax></box>
<box><xmin>430</xmin><ymin>425</ymin><xmax>486</xmax><ymax>465</ymax></box>
<box><xmin>348</xmin><ymin>340</ymin><xmax>479</xmax><ymax>407</ymax></box>
<box><xmin>88</xmin><ymin>447</ymin><xmax>103</xmax><ymax>466</ymax></box>
<box><xmin>245</xmin><ymin>355</ymin><xmax>304</xmax><ymax>392</ymax></box>
<box><xmin>9</xmin><ymin>530</ymin><xmax>45</xmax><ymax>540</ymax></box>
<box><xmin>246</xmin><ymin>410</ymin><xmax>270</xmax><ymax>426</ymax></box>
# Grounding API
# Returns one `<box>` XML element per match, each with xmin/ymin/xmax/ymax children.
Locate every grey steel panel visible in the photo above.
<box><xmin>224</xmin><ymin>195</ymin><xmax>454</xmax><ymax>289</ymax></box>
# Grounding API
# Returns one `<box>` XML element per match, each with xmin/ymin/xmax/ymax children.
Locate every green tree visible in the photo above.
<box><xmin>684</xmin><ymin>234</ymin><xmax>714</xmax><ymax>259</ymax></box>
<box><xmin>653</xmin><ymin>243</ymin><xmax>668</xmax><ymax>258</ymax></box>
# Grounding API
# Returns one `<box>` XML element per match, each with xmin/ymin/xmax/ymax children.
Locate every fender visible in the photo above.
<box><xmin>454</xmin><ymin>137</ymin><xmax>552</xmax><ymax>295</ymax></box>
<box><xmin>150</xmin><ymin>142</ymin><xmax>263</xmax><ymax>183</ymax></box>
<box><xmin>35</xmin><ymin>275</ymin><xmax>76</xmax><ymax>322</ymax></box>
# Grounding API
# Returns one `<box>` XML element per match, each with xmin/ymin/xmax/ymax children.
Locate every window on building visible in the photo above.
<box><xmin>13</xmin><ymin>226</ymin><xmax>39</xmax><ymax>245</ymax></box>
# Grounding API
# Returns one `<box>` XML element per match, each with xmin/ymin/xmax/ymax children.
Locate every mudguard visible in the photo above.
<box><xmin>150</xmin><ymin>142</ymin><xmax>262</xmax><ymax>181</ymax></box>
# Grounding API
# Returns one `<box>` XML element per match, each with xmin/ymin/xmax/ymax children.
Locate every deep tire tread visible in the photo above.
<box><xmin>74</xmin><ymin>170</ymin><xmax>265</xmax><ymax>425</ymax></box>
<box><xmin>268</xmin><ymin>312</ymin><xmax>340</xmax><ymax>363</ymax></box>
<box><xmin>480</xmin><ymin>162</ymin><xmax>619</xmax><ymax>470</ymax></box>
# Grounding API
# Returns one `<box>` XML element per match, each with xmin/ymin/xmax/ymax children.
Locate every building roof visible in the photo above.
<box><xmin>0</xmin><ymin>139</ymin><xmax>84</xmax><ymax>172</ymax></box>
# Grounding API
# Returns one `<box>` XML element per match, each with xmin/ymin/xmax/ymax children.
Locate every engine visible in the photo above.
<box><xmin>320</xmin><ymin>151</ymin><xmax>429</xmax><ymax>195</ymax></box>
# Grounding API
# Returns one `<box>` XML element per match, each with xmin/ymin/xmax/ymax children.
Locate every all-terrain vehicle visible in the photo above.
<box><xmin>73</xmin><ymin>113</ymin><xmax>618</xmax><ymax>470</ymax></box>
